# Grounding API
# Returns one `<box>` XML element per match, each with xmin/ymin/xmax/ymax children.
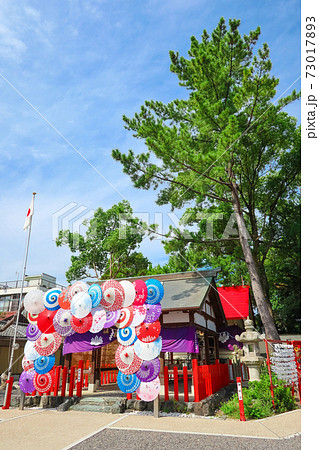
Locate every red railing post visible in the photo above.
<box><xmin>236</xmin><ymin>377</ymin><xmax>246</xmax><ymax>421</ymax></box>
<box><xmin>127</xmin><ymin>393</ymin><xmax>132</xmax><ymax>400</ymax></box>
<box><xmin>164</xmin><ymin>366</ymin><xmax>169</xmax><ymax>401</ymax></box>
<box><xmin>2</xmin><ymin>377</ymin><xmax>14</xmax><ymax>409</ymax></box>
<box><xmin>183</xmin><ymin>366</ymin><xmax>189</xmax><ymax>402</ymax></box>
<box><xmin>54</xmin><ymin>366</ymin><xmax>61</xmax><ymax>396</ymax></box>
<box><xmin>173</xmin><ymin>366</ymin><xmax>179</xmax><ymax>401</ymax></box>
<box><xmin>69</xmin><ymin>366</ymin><xmax>75</xmax><ymax>397</ymax></box>
<box><xmin>76</xmin><ymin>360</ymin><xmax>84</xmax><ymax>397</ymax></box>
<box><xmin>192</xmin><ymin>359</ymin><xmax>200</xmax><ymax>402</ymax></box>
<box><xmin>61</xmin><ymin>366</ymin><xmax>68</xmax><ymax>397</ymax></box>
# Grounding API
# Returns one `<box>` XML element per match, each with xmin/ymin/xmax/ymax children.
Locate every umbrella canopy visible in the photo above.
<box><xmin>53</xmin><ymin>308</ymin><xmax>74</xmax><ymax>336</ymax></box>
<box><xmin>24</xmin><ymin>340</ymin><xmax>41</xmax><ymax>361</ymax></box>
<box><xmin>27</xmin><ymin>312</ymin><xmax>39</xmax><ymax>324</ymax></box>
<box><xmin>134</xmin><ymin>337</ymin><xmax>162</xmax><ymax>361</ymax></box>
<box><xmin>33</xmin><ymin>372</ymin><xmax>53</xmax><ymax>393</ymax></box>
<box><xmin>34</xmin><ymin>332</ymin><xmax>62</xmax><ymax>356</ymax></box>
<box><xmin>145</xmin><ymin>279</ymin><xmax>164</xmax><ymax>305</ymax></box>
<box><xmin>43</xmin><ymin>288</ymin><xmax>61</xmax><ymax>311</ymax></box>
<box><xmin>71</xmin><ymin>314</ymin><xmax>93</xmax><ymax>334</ymax></box>
<box><xmin>119</xmin><ymin>280</ymin><xmax>136</xmax><ymax>307</ymax></box>
<box><xmin>71</xmin><ymin>292</ymin><xmax>92</xmax><ymax>319</ymax></box>
<box><xmin>22</xmin><ymin>355</ymin><xmax>34</xmax><ymax>372</ymax></box>
<box><xmin>58</xmin><ymin>287</ymin><xmax>72</xmax><ymax>310</ymax></box>
<box><xmin>133</xmin><ymin>280</ymin><xmax>147</xmax><ymax>306</ymax></box>
<box><xmin>34</xmin><ymin>355</ymin><xmax>55</xmax><ymax>374</ymax></box>
<box><xmin>19</xmin><ymin>370</ymin><xmax>36</xmax><ymax>394</ymax></box>
<box><xmin>37</xmin><ymin>309</ymin><xmax>57</xmax><ymax>334</ymax></box>
<box><xmin>115</xmin><ymin>307</ymin><xmax>133</xmax><ymax>329</ymax></box>
<box><xmin>136</xmin><ymin>320</ymin><xmax>161</xmax><ymax>343</ymax></box>
<box><xmin>101</xmin><ymin>280</ymin><xmax>125</xmax><ymax>311</ymax></box>
<box><xmin>144</xmin><ymin>304</ymin><xmax>162</xmax><ymax>323</ymax></box>
<box><xmin>136</xmin><ymin>358</ymin><xmax>160</xmax><ymax>382</ymax></box>
<box><xmin>130</xmin><ymin>305</ymin><xmax>146</xmax><ymax>327</ymax></box>
<box><xmin>24</xmin><ymin>289</ymin><xmax>45</xmax><ymax>315</ymax></box>
<box><xmin>88</xmin><ymin>284</ymin><xmax>103</xmax><ymax>308</ymax></box>
<box><xmin>69</xmin><ymin>281</ymin><xmax>89</xmax><ymax>298</ymax></box>
<box><xmin>136</xmin><ymin>377</ymin><xmax>160</xmax><ymax>402</ymax></box>
<box><xmin>89</xmin><ymin>307</ymin><xmax>106</xmax><ymax>333</ymax></box>
<box><xmin>115</xmin><ymin>344</ymin><xmax>142</xmax><ymax>375</ymax></box>
<box><xmin>117</xmin><ymin>371</ymin><xmax>141</xmax><ymax>393</ymax></box>
<box><xmin>26</xmin><ymin>323</ymin><xmax>42</xmax><ymax>341</ymax></box>
<box><xmin>117</xmin><ymin>326</ymin><xmax>137</xmax><ymax>346</ymax></box>
<box><xmin>104</xmin><ymin>310</ymin><xmax>121</xmax><ymax>328</ymax></box>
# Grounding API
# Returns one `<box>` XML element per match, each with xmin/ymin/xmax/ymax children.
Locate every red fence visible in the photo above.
<box><xmin>100</xmin><ymin>363</ymin><xmax>118</xmax><ymax>386</ymax></box>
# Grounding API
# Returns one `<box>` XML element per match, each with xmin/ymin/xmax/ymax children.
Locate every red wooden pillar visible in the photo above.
<box><xmin>69</xmin><ymin>366</ymin><xmax>75</xmax><ymax>397</ymax></box>
<box><xmin>61</xmin><ymin>366</ymin><xmax>68</xmax><ymax>397</ymax></box>
<box><xmin>173</xmin><ymin>366</ymin><xmax>179</xmax><ymax>401</ymax></box>
<box><xmin>127</xmin><ymin>393</ymin><xmax>132</xmax><ymax>400</ymax></box>
<box><xmin>54</xmin><ymin>366</ymin><xmax>61</xmax><ymax>396</ymax></box>
<box><xmin>192</xmin><ymin>359</ymin><xmax>200</xmax><ymax>402</ymax></box>
<box><xmin>2</xmin><ymin>377</ymin><xmax>14</xmax><ymax>409</ymax></box>
<box><xmin>76</xmin><ymin>360</ymin><xmax>84</xmax><ymax>397</ymax></box>
<box><xmin>164</xmin><ymin>366</ymin><xmax>169</xmax><ymax>401</ymax></box>
<box><xmin>183</xmin><ymin>366</ymin><xmax>189</xmax><ymax>402</ymax></box>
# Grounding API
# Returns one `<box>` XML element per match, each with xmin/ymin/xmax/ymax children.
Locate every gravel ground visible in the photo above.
<box><xmin>72</xmin><ymin>428</ymin><xmax>301</xmax><ymax>450</ymax></box>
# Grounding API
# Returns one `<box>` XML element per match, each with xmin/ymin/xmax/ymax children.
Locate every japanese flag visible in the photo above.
<box><xmin>24</xmin><ymin>197</ymin><xmax>34</xmax><ymax>230</ymax></box>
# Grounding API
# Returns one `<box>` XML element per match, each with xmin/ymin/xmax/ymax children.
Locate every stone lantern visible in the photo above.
<box><xmin>235</xmin><ymin>317</ymin><xmax>264</xmax><ymax>382</ymax></box>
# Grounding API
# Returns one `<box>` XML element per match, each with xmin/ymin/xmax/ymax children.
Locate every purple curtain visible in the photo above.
<box><xmin>63</xmin><ymin>328</ymin><xmax>117</xmax><ymax>355</ymax></box>
<box><xmin>160</xmin><ymin>326</ymin><xmax>199</xmax><ymax>353</ymax></box>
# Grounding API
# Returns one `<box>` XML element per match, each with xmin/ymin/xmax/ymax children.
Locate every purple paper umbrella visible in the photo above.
<box><xmin>26</xmin><ymin>323</ymin><xmax>42</xmax><ymax>341</ymax></box>
<box><xmin>144</xmin><ymin>304</ymin><xmax>162</xmax><ymax>323</ymax></box>
<box><xmin>19</xmin><ymin>370</ymin><xmax>36</xmax><ymax>394</ymax></box>
<box><xmin>136</xmin><ymin>357</ymin><xmax>160</xmax><ymax>382</ymax></box>
<box><xmin>53</xmin><ymin>308</ymin><xmax>74</xmax><ymax>336</ymax></box>
<box><xmin>104</xmin><ymin>310</ymin><xmax>120</xmax><ymax>328</ymax></box>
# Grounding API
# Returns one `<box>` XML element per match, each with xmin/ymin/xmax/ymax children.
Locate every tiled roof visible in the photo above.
<box><xmin>0</xmin><ymin>323</ymin><xmax>27</xmax><ymax>339</ymax></box>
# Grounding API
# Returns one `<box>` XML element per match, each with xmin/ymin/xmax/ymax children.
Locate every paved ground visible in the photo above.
<box><xmin>0</xmin><ymin>408</ymin><xmax>301</xmax><ymax>450</ymax></box>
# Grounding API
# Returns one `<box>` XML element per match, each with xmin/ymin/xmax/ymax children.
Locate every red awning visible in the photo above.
<box><xmin>217</xmin><ymin>285</ymin><xmax>250</xmax><ymax>320</ymax></box>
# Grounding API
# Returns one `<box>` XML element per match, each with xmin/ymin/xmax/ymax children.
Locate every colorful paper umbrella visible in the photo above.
<box><xmin>24</xmin><ymin>289</ymin><xmax>45</xmax><ymax>314</ymax></box>
<box><xmin>71</xmin><ymin>314</ymin><xmax>93</xmax><ymax>334</ymax></box>
<box><xmin>27</xmin><ymin>312</ymin><xmax>39</xmax><ymax>324</ymax></box>
<box><xmin>101</xmin><ymin>280</ymin><xmax>125</xmax><ymax>311</ymax></box>
<box><xmin>58</xmin><ymin>287</ymin><xmax>72</xmax><ymax>310</ymax></box>
<box><xmin>134</xmin><ymin>337</ymin><xmax>162</xmax><ymax>361</ymax></box>
<box><xmin>22</xmin><ymin>355</ymin><xmax>34</xmax><ymax>372</ymax></box>
<box><xmin>34</xmin><ymin>372</ymin><xmax>53</xmax><ymax>393</ymax></box>
<box><xmin>136</xmin><ymin>320</ymin><xmax>161</xmax><ymax>343</ymax></box>
<box><xmin>104</xmin><ymin>310</ymin><xmax>121</xmax><ymax>328</ymax></box>
<box><xmin>117</xmin><ymin>371</ymin><xmax>141</xmax><ymax>393</ymax></box>
<box><xmin>136</xmin><ymin>358</ymin><xmax>161</xmax><ymax>382</ymax></box>
<box><xmin>53</xmin><ymin>308</ymin><xmax>74</xmax><ymax>336</ymax></box>
<box><xmin>71</xmin><ymin>292</ymin><xmax>92</xmax><ymax>319</ymax></box>
<box><xmin>130</xmin><ymin>305</ymin><xmax>146</xmax><ymax>327</ymax></box>
<box><xmin>88</xmin><ymin>284</ymin><xmax>103</xmax><ymax>308</ymax></box>
<box><xmin>34</xmin><ymin>355</ymin><xmax>55</xmax><ymax>374</ymax></box>
<box><xmin>19</xmin><ymin>370</ymin><xmax>36</xmax><ymax>394</ymax></box>
<box><xmin>115</xmin><ymin>344</ymin><xmax>142</xmax><ymax>375</ymax></box>
<box><xmin>34</xmin><ymin>332</ymin><xmax>62</xmax><ymax>356</ymax></box>
<box><xmin>68</xmin><ymin>281</ymin><xmax>88</xmax><ymax>298</ymax></box>
<box><xmin>145</xmin><ymin>279</ymin><xmax>164</xmax><ymax>305</ymax></box>
<box><xmin>133</xmin><ymin>280</ymin><xmax>147</xmax><ymax>306</ymax></box>
<box><xmin>26</xmin><ymin>323</ymin><xmax>42</xmax><ymax>341</ymax></box>
<box><xmin>117</xmin><ymin>326</ymin><xmax>137</xmax><ymax>346</ymax></box>
<box><xmin>119</xmin><ymin>280</ymin><xmax>136</xmax><ymax>307</ymax></box>
<box><xmin>136</xmin><ymin>377</ymin><xmax>161</xmax><ymax>402</ymax></box>
<box><xmin>144</xmin><ymin>304</ymin><xmax>162</xmax><ymax>323</ymax></box>
<box><xmin>24</xmin><ymin>340</ymin><xmax>41</xmax><ymax>361</ymax></box>
<box><xmin>89</xmin><ymin>307</ymin><xmax>106</xmax><ymax>333</ymax></box>
<box><xmin>37</xmin><ymin>309</ymin><xmax>57</xmax><ymax>334</ymax></box>
<box><xmin>115</xmin><ymin>307</ymin><xmax>134</xmax><ymax>329</ymax></box>
<box><xmin>43</xmin><ymin>288</ymin><xmax>61</xmax><ymax>311</ymax></box>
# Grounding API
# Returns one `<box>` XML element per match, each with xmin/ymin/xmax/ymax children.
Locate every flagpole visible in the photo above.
<box><xmin>4</xmin><ymin>193</ymin><xmax>36</xmax><ymax>404</ymax></box>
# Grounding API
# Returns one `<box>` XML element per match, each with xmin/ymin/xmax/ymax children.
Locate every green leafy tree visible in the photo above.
<box><xmin>112</xmin><ymin>18</ymin><xmax>300</xmax><ymax>339</ymax></box>
<box><xmin>56</xmin><ymin>201</ymin><xmax>150</xmax><ymax>283</ymax></box>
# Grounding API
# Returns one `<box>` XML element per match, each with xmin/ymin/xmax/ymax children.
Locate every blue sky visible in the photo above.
<box><xmin>0</xmin><ymin>0</ymin><xmax>301</xmax><ymax>286</ymax></box>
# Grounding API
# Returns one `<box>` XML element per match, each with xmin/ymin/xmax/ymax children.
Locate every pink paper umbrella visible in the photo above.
<box><xmin>89</xmin><ymin>307</ymin><xmax>106</xmax><ymax>333</ymax></box>
<box><xmin>19</xmin><ymin>370</ymin><xmax>36</xmax><ymax>394</ymax></box>
<box><xmin>136</xmin><ymin>376</ymin><xmax>161</xmax><ymax>402</ymax></box>
<box><xmin>115</xmin><ymin>344</ymin><xmax>142</xmax><ymax>375</ymax></box>
<box><xmin>133</xmin><ymin>280</ymin><xmax>147</xmax><ymax>306</ymax></box>
<box><xmin>101</xmin><ymin>280</ymin><xmax>125</xmax><ymax>311</ymax></box>
<box><xmin>34</xmin><ymin>332</ymin><xmax>62</xmax><ymax>357</ymax></box>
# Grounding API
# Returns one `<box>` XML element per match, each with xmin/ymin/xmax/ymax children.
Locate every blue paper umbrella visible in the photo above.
<box><xmin>88</xmin><ymin>284</ymin><xmax>102</xmax><ymax>308</ymax></box>
<box><xmin>117</xmin><ymin>371</ymin><xmax>141</xmax><ymax>393</ymax></box>
<box><xmin>117</xmin><ymin>326</ymin><xmax>137</xmax><ymax>346</ymax></box>
<box><xmin>43</xmin><ymin>288</ymin><xmax>61</xmax><ymax>311</ymax></box>
<box><xmin>145</xmin><ymin>279</ymin><xmax>164</xmax><ymax>305</ymax></box>
<box><xmin>34</xmin><ymin>355</ymin><xmax>55</xmax><ymax>374</ymax></box>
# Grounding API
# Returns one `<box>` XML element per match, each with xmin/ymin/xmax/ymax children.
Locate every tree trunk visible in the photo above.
<box><xmin>231</xmin><ymin>182</ymin><xmax>280</xmax><ymax>340</ymax></box>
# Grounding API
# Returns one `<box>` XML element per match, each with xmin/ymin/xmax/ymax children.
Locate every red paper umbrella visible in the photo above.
<box><xmin>27</xmin><ymin>312</ymin><xmax>39</xmax><ymax>325</ymax></box>
<box><xmin>101</xmin><ymin>280</ymin><xmax>124</xmax><ymax>311</ymax></box>
<box><xmin>71</xmin><ymin>313</ymin><xmax>93</xmax><ymax>333</ymax></box>
<box><xmin>136</xmin><ymin>320</ymin><xmax>161</xmax><ymax>343</ymax></box>
<box><xmin>22</xmin><ymin>355</ymin><xmax>34</xmax><ymax>372</ymax></box>
<box><xmin>34</xmin><ymin>332</ymin><xmax>62</xmax><ymax>357</ymax></box>
<box><xmin>37</xmin><ymin>309</ymin><xmax>57</xmax><ymax>334</ymax></box>
<box><xmin>58</xmin><ymin>287</ymin><xmax>72</xmax><ymax>310</ymax></box>
<box><xmin>133</xmin><ymin>280</ymin><xmax>147</xmax><ymax>306</ymax></box>
<box><xmin>34</xmin><ymin>372</ymin><xmax>53</xmax><ymax>393</ymax></box>
<box><xmin>115</xmin><ymin>344</ymin><xmax>142</xmax><ymax>375</ymax></box>
<box><xmin>115</xmin><ymin>307</ymin><xmax>134</xmax><ymax>329</ymax></box>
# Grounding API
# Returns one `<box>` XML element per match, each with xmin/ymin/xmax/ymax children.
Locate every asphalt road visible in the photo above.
<box><xmin>71</xmin><ymin>428</ymin><xmax>301</xmax><ymax>450</ymax></box>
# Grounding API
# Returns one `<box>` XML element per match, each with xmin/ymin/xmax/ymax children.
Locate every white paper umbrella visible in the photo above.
<box><xmin>134</xmin><ymin>337</ymin><xmax>162</xmax><ymax>361</ymax></box>
<box><xmin>136</xmin><ymin>377</ymin><xmax>161</xmax><ymax>402</ymax></box>
<box><xmin>89</xmin><ymin>307</ymin><xmax>106</xmax><ymax>333</ymax></box>
<box><xmin>24</xmin><ymin>289</ymin><xmax>45</xmax><ymax>314</ymax></box>
<box><xmin>24</xmin><ymin>340</ymin><xmax>41</xmax><ymax>361</ymax></box>
<box><xmin>119</xmin><ymin>280</ymin><xmax>136</xmax><ymax>307</ymax></box>
<box><xmin>71</xmin><ymin>292</ymin><xmax>92</xmax><ymax>318</ymax></box>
